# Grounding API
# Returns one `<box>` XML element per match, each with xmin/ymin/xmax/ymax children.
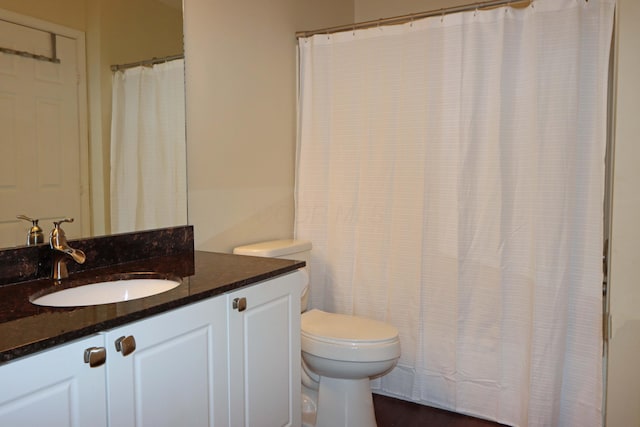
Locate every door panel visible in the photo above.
<box><xmin>105</xmin><ymin>297</ymin><xmax>227</xmax><ymax>427</ymax></box>
<box><xmin>0</xmin><ymin>18</ymin><xmax>84</xmax><ymax>247</ymax></box>
<box><xmin>0</xmin><ymin>335</ymin><xmax>107</xmax><ymax>427</ymax></box>
<box><xmin>228</xmin><ymin>271</ymin><xmax>303</xmax><ymax>427</ymax></box>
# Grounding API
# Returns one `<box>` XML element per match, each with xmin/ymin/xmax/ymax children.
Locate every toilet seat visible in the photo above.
<box><xmin>301</xmin><ymin>309</ymin><xmax>400</xmax><ymax>362</ymax></box>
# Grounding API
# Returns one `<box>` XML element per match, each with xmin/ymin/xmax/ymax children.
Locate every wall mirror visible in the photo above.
<box><xmin>0</xmin><ymin>0</ymin><xmax>186</xmax><ymax>249</ymax></box>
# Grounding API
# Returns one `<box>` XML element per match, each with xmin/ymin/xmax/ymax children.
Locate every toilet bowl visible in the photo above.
<box><xmin>301</xmin><ymin>309</ymin><xmax>400</xmax><ymax>427</ymax></box>
<box><xmin>233</xmin><ymin>240</ymin><xmax>401</xmax><ymax>427</ymax></box>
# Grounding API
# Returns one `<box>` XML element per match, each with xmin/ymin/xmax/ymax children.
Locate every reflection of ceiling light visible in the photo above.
<box><xmin>154</xmin><ymin>0</ymin><xmax>182</xmax><ymax>11</ymax></box>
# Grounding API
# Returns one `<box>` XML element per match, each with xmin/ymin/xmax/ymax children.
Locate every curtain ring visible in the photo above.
<box><xmin>440</xmin><ymin>9</ymin><xmax>445</xmax><ymax>23</ymax></box>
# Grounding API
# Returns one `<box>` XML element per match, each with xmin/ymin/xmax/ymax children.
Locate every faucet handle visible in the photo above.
<box><xmin>17</xmin><ymin>214</ymin><xmax>38</xmax><ymax>223</ymax></box>
<box><xmin>53</xmin><ymin>218</ymin><xmax>75</xmax><ymax>228</ymax></box>
<box><xmin>50</xmin><ymin>218</ymin><xmax>74</xmax><ymax>245</ymax></box>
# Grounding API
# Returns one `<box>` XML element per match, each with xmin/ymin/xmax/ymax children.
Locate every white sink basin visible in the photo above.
<box><xmin>31</xmin><ymin>276</ymin><xmax>181</xmax><ymax>307</ymax></box>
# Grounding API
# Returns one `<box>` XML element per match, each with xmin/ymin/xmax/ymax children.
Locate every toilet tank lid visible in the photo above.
<box><xmin>233</xmin><ymin>239</ymin><xmax>312</xmax><ymax>257</ymax></box>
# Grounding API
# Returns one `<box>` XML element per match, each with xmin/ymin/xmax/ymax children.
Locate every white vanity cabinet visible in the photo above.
<box><xmin>0</xmin><ymin>334</ymin><xmax>108</xmax><ymax>427</ymax></box>
<box><xmin>227</xmin><ymin>270</ymin><xmax>302</xmax><ymax>427</ymax></box>
<box><xmin>0</xmin><ymin>269</ymin><xmax>303</xmax><ymax>427</ymax></box>
<box><xmin>104</xmin><ymin>295</ymin><xmax>228</xmax><ymax>427</ymax></box>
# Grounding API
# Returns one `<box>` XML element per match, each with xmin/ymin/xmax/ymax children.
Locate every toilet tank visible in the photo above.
<box><xmin>233</xmin><ymin>239</ymin><xmax>312</xmax><ymax>311</ymax></box>
<box><xmin>232</xmin><ymin>239</ymin><xmax>312</xmax><ymax>264</ymax></box>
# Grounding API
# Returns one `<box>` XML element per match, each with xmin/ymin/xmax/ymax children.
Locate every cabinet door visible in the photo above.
<box><xmin>105</xmin><ymin>297</ymin><xmax>228</xmax><ymax>427</ymax></box>
<box><xmin>0</xmin><ymin>335</ymin><xmax>108</xmax><ymax>427</ymax></box>
<box><xmin>228</xmin><ymin>270</ymin><xmax>303</xmax><ymax>427</ymax></box>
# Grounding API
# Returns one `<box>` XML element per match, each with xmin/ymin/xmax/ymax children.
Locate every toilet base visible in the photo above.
<box><xmin>302</xmin><ymin>391</ymin><xmax>317</xmax><ymax>427</ymax></box>
<box><xmin>314</xmin><ymin>377</ymin><xmax>377</xmax><ymax>427</ymax></box>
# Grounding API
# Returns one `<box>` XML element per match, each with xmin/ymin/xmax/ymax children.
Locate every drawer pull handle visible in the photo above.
<box><xmin>84</xmin><ymin>347</ymin><xmax>106</xmax><ymax>367</ymax></box>
<box><xmin>233</xmin><ymin>297</ymin><xmax>247</xmax><ymax>312</ymax></box>
<box><xmin>115</xmin><ymin>335</ymin><xmax>136</xmax><ymax>356</ymax></box>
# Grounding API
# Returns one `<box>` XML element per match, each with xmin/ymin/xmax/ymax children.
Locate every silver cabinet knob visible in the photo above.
<box><xmin>84</xmin><ymin>347</ymin><xmax>106</xmax><ymax>367</ymax></box>
<box><xmin>114</xmin><ymin>335</ymin><xmax>136</xmax><ymax>356</ymax></box>
<box><xmin>233</xmin><ymin>297</ymin><xmax>247</xmax><ymax>312</ymax></box>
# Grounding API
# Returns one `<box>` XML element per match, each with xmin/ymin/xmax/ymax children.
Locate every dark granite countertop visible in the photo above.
<box><xmin>0</xmin><ymin>250</ymin><xmax>304</xmax><ymax>363</ymax></box>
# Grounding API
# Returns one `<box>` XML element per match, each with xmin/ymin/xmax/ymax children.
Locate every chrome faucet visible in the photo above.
<box><xmin>50</xmin><ymin>218</ymin><xmax>86</xmax><ymax>280</ymax></box>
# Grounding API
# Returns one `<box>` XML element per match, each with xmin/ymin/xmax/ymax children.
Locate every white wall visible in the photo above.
<box><xmin>0</xmin><ymin>0</ymin><xmax>86</xmax><ymax>29</ymax></box>
<box><xmin>355</xmin><ymin>0</ymin><xmax>469</xmax><ymax>21</ymax></box>
<box><xmin>183</xmin><ymin>0</ymin><xmax>352</xmax><ymax>253</ymax></box>
<box><xmin>606</xmin><ymin>0</ymin><xmax>640</xmax><ymax>425</ymax></box>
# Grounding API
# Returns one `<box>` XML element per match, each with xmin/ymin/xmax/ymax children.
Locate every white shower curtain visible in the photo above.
<box><xmin>295</xmin><ymin>1</ymin><xmax>614</xmax><ymax>426</ymax></box>
<box><xmin>110</xmin><ymin>59</ymin><xmax>187</xmax><ymax>233</ymax></box>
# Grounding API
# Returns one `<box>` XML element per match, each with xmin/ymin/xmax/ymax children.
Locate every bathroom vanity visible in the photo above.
<box><xmin>0</xmin><ymin>238</ymin><xmax>304</xmax><ymax>427</ymax></box>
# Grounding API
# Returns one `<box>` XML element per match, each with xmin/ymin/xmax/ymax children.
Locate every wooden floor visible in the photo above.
<box><xmin>373</xmin><ymin>394</ymin><xmax>510</xmax><ymax>427</ymax></box>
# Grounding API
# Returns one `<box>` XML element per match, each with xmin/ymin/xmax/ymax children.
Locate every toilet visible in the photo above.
<box><xmin>233</xmin><ymin>240</ymin><xmax>400</xmax><ymax>427</ymax></box>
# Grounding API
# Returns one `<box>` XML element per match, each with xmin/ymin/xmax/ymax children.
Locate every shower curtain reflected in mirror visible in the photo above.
<box><xmin>295</xmin><ymin>1</ymin><xmax>615</xmax><ymax>426</ymax></box>
<box><xmin>110</xmin><ymin>59</ymin><xmax>187</xmax><ymax>233</ymax></box>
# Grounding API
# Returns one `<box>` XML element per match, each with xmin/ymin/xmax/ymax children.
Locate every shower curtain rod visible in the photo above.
<box><xmin>295</xmin><ymin>0</ymin><xmax>531</xmax><ymax>38</ymax></box>
<box><xmin>111</xmin><ymin>53</ymin><xmax>184</xmax><ymax>72</ymax></box>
